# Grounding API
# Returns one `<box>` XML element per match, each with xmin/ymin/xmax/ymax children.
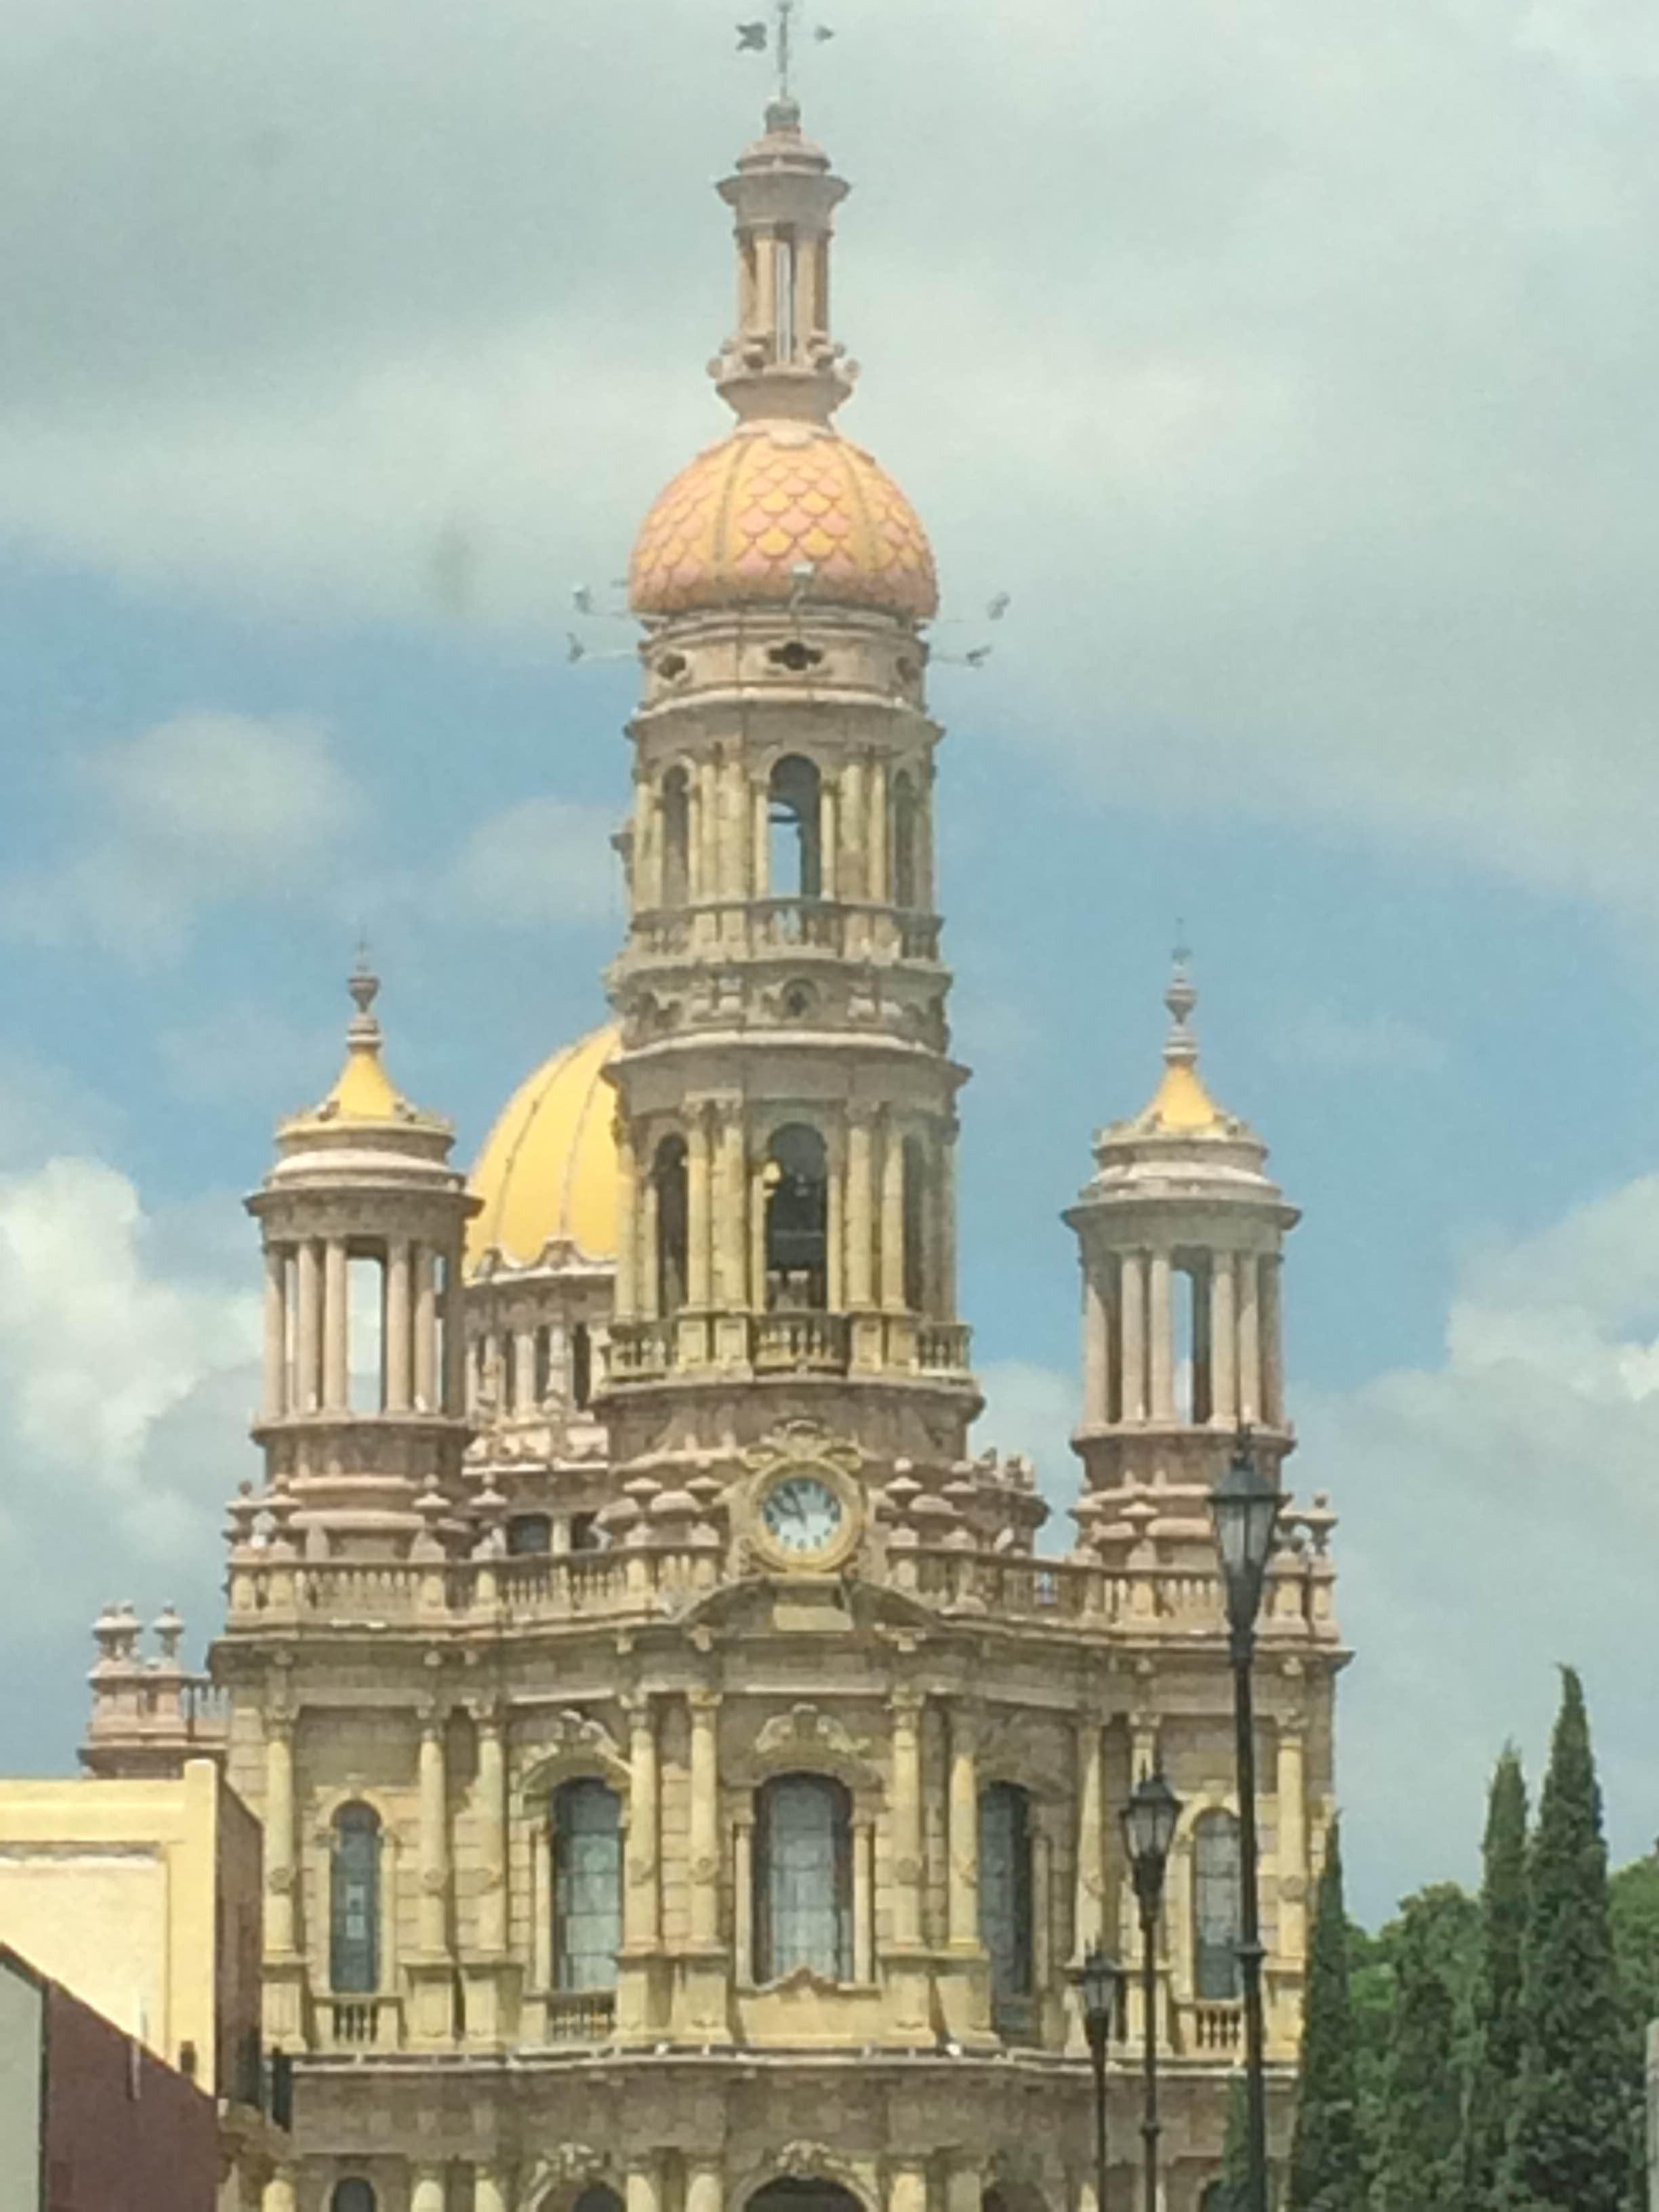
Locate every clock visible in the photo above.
<box><xmin>760</xmin><ymin>1473</ymin><xmax>845</xmax><ymax>1556</ymax></box>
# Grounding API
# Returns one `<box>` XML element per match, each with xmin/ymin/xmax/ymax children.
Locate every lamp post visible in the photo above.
<box><xmin>1070</xmin><ymin>1944</ymin><xmax>1121</xmax><ymax>2212</ymax></box>
<box><xmin>1208</xmin><ymin>1425</ymin><xmax>1285</xmax><ymax>2212</ymax></box>
<box><xmin>1121</xmin><ymin>1767</ymin><xmax>1181</xmax><ymax>2212</ymax></box>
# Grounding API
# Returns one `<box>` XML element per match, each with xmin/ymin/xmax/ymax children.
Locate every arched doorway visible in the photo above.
<box><xmin>750</xmin><ymin>2181</ymin><xmax>863</xmax><ymax>2212</ymax></box>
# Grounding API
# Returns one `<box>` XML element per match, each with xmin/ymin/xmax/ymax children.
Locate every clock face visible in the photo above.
<box><xmin>760</xmin><ymin>1472</ymin><xmax>845</xmax><ymax>1556</ymax></box>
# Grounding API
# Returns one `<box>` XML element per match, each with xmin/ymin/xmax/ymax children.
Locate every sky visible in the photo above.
<box><xmin>3</xmin><ymin>0</ymin><xmax>1659</xmax><ymax>1925</ymax></box>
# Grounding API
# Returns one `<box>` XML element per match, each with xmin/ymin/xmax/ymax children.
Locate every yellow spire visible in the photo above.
<box><xmin>314</xmin><ymin>960</ymin><xmax>405</xmax><ymax>1123</ymax></box>
<box><xmin>1141</xmin><ymin>951</ymin><xmax>1225</xmax><ymax>1132</ymax></box>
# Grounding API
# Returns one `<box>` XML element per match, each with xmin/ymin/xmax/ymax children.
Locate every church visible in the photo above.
<box><xmin>85</xmin><ymin>71</ymin><xmax>1344</xmax><ymax>2212</ymax></box>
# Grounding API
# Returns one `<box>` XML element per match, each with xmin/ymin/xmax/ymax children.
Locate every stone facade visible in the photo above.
<box><xmin>83</xmin><ymin>83</ymin><xmax>1346</xmax><ymax>2212</ymax></box>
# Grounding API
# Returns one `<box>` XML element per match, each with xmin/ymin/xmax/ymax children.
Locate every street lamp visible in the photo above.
<box><xmin>1121</xmin><ymin>1767</ymin><xmax>1181</xmax><ymax>2212</ymax></box>
<box><xmin>1209</xmin><ymin>1425</ymin><xmax>1285</xmax><ymax>2212</ymax></box>
<box><xmin>1070</xmin><ymin>1944</ymin><xmax>1121</xmax><ymax>2212</ymax></box>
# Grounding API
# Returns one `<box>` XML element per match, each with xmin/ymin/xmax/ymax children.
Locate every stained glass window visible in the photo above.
<box><xmin>553</xmin><ymin>1779</ymin><xmax>621</xmax><ymax>1992</ymax></box>
<box><xmin>329</xmin><ymin>1805</ymin><xmax>380</xmax><ymax>1995</ymax></box>
<box><xmin>756</xmin><ymin>1774</ymin><xmax>851</xmax><ymax>1982</ymax></box>
<box><xmin>979</xmin><ymin>1782</ymin><xmax>1034</xmax><ymax>2009</ymax></box>
<box><xmin>1194</xmin><ymin>1810</ymin><xmax>1243</xmax><ymax>2001</ymax></box>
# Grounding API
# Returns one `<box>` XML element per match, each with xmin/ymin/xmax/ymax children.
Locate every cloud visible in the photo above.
<box><xmin>1301</xmin><ymin>1168</ymin><xmax>1659</xmax><ymax>1919</ymax></box>
<box><xmin>7</xmin><ymin>0</ymin><xmax>1659</xmax><ymax>935</ymax></box>
<box><xmin>441</xmin><ymin>795</ymin><xmax>626</xmax><ymax>931</ymax></box>
<box><xmin>0</xmin><ymin>1152</ymin><xmax>260</xmax><ymax>1766</ymax></box>
<box><xmin>0</xmin><ymin>712</ymin><xmax>354</xmax><ymax>964</ymax></box>
<box><xmin>975</xmin><ymin>1357</ymin><xmax>1082</xmax><ymax>1530</ymax></box>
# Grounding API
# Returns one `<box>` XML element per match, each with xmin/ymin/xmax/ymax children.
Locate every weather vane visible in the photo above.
<box><xmin>736</xmin><ymin>0</ymin><xmax>835</xmax><ymax>106</ymax></box>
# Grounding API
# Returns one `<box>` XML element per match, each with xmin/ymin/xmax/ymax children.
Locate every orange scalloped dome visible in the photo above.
<box><xmin>628</xmin><ymin>420</ymin><xmax>938</xmax><ymax>621</ymax></box>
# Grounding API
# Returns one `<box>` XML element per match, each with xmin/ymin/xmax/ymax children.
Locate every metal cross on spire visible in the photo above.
<box><xmin>735</xmin><ymin>0</ymin><xmax>835</xmax><ymax>107</ymax></box>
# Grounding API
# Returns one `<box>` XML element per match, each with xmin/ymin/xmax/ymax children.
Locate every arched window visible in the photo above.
<box><xmin>571</xmin><ymin>1322</ymin><xmax>593</xmax><ymax>1409</ymax></box>
<box><xmin>769</xmin><ymin>756</ymin><xmax>823</xmax><ymax>901</ymax></box>
<box><xmin>661</xmin><ymin>768</ymin><xmax>691</xmax><ymax>906</ymax></box>
<box><xmin>901</xmin><ymin>1135</ymin><xmax>928</xmax><ymax>1313</ymax></box>
<box><xmin>331</xmin><ymin>2182</ymin><xmax>377</xmax><ymax>2212</ymax></box>
<box><xmin>573</xmin><ymin>2192</ymin><xmax>624</xmax><ymax>2212</ymax></box>
<box><xmin>1193</xmin><ymin>1811</ymin><xmax>1243</xmax><ymax>2001</ymax></box>
<box><xmin>891</xmin><ymin>770</ymin><xmax>921</xmax><ymax>907</ymax></box>
<box><xmin>506</xmin><ymin>1514</ymin><xmax>552</xmax><ymax>1556</ymax></box>
<box><xmin>653</xmin><ymin>1134</ymin><xmax>689</xmax><ymax>1317</ymax></box>
<box><xmin>764</xmin><ymin>1124</ymin><xmax>828</xmax><ymax>1311</ymax></box>
<box><xmin>754</xmin><ymin>1773</ymin><xmax>852</xmax><ymax>1983</ymax></box>
<box><xmin>979</xmin><ymin>1782</ymin><xmax>1035</xmax><ymax>2030</ymax></box>
<box><xmin>552</xmin><ymin>1778</ymin><xmax>622</xmax><ymax>1992</ymax></box>
<box><xmin>329</xmin><ymin>1804</ymin><xmax>381</xmax><ymax>1994</ymax></box>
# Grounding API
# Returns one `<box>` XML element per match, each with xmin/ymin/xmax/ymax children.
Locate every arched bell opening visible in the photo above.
<box><xmin>890</xmin><ymin>769</ymin><xmax>921</xmax><ymax>908</ymax></box>
<box><xmin>653</xmin><ymin>1134</ymin><xmax>689</xmax><ymax>1317</ymax></box>
<box><xmin>661</xmin><ymin>767</ymin><xmax>691</xmax><ymax>906</ymax></box>
<box><xmin>749</xmin><ymin>2179</ymin><xmax>864</xmax><ymax>2212</ymax></box>
<box><xmin>764</xmin><ymin>1123</ymin><xmax>828</xmax><ymax>1311</ymax></box>
<box><xmin>769</xmin><ymin>755</ymin><xmax>823</xmax><ymax>901</ymax></box>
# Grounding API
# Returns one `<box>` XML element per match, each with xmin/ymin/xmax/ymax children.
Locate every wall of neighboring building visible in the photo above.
<box><xmin>0</xmin><ymin>1757</ymin><xmax>255</xmax><ymax>2092</ymax></box>
<box><xmin>215</xmin><ymin>1776</ymin><xmax>264</xmax><ymax>2102</ymax></box>
<box><xmin>42</xmin><ymin>1967</ymin><xmax>217</xmax><ymax>2212</ymax></box>
<box><xmin>0</xmin><ymin>1950</ymin><xmax>43</xmax><ymax>2212</ymax></box>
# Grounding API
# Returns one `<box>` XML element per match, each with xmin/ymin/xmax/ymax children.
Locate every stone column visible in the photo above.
<box><xmin>614</xmin><ymin>1124</ymin><xmax>639</xmax><ymax>1322</ymax></box>
<box><xmin>475</xmin><ymin>2169</ymin><xmax>510</xmax><ymax>2212</ymax></box>
<box><xmin>751</xmin><ymin>780</ymin><xmax>771</xmax><ymax>897</ymax></box>
<box><xmin>1261</xmin><ymin>1255</ymin><xmax>1284</xmax><ymax>1425</ymax></box>
<box><xmin>323</xmin><ymin>1237</ymin><xmax>350</xmax><ymax>1412</ymax></box>
<box><xmin>625</xmin><ymin>1698</ymin><xmax>660</xmax><ymax>1950</ymax></box>
<box><xmin>262</xmin><ymin>1244</ymin><xmax>287</xmax><ymax>1420</ymax></box>
<box><xmin>531</xmin><ymin>1822</ymin><xmax>552</xmax><ymax>1989</ymax></box>
<box><xmin>412</xmin><ymin>1245</ymin><xmax>437</xmax><ymax>1411</ymax></box>
<box><xmin>294</xmin><ymin>1237</ymin><xmax>322</xmax><ymax>1414</ymax></box>
<box><xmin>717</xmin><ymin>1105</ymin><xmax>747</xmax><ymax>1311</ymax></box>
<box><xmin>1033</xmin><ymin>1822</ymin><xmax>1054</xmax><ymax>1991</ymax></box>
<box><xmin>840</xmin><ymin>755</ymin><xmax>865</xmax><ymax>896</ymax></box>
<box><xmin>853</xmin><ymin>1816</ymin><xmax>875</xmax><ymax>1983</ymax></box>
<box><xmin>1277</xmin><ymin>1714</ymin><xmax>1309</xmax><ymax>1965</ymax></box>
<box><xmin>733</xmin><ymin>1813</ymin><xmax>754</xmax><ymax>1984</ymax></box>
<box><xmin>640</xmin><ymin>1167</ymin><xmax>661</xmax><ymax>1322</ymax></box>
<box><xmin>818</xmin><ymin>775</ymin><xmax>838</xmax><ymax>901</ymax></box>
<box><xmin>945</xmin><ymin>2155</ymin><xmax>984</xmax><ymax>2212</ymax></box>
<box><xmin>1120</xmin><ymin>1249</ymin><xmax>1147</xmax><ymax>1422</ymax></box>
<box><xmin>879</xmin><ymin>1113</ymin><xmax>907</xmax><ymax>1313</ymax></box>
<box><xmin>512</xmin><ymin>1325</ymin><xmax>537</xmax><ymax>1416</ymax></box>
<box><xmin>1237</xmin><ymin>1250</ymin><xmax>1261</xmax><ymax>1424</ymax></box>
<box><xmin>825</xmin><ymin>1120</ymin><xmax>846</xmax><ymax>1311</ymax></box>
<box><xmin>1210</xmin><ymin>1249</ymin><xmax>1237</xmax><ymax>1426</ymax></box>
<box><xmin>1147</xmin><ymin>1248</ymin><xmax>1174</xmax><ymax>1421</ymax></box>
<box><xmin>687</xmin><ymin>1690</ymin><xmax>721</xmax><ymax>1947</ymax></box>
<box><xmin>889</xmin><ymin>1693</ymin><xmax>924</xmax><ymax>1946</ymax></box>
<box><xmin>1073</xmin><ymin>1718</ymin><xmax>1104</xmax><ymax>1953</ymax></box>
<box><xmin>887</xmin><ymin>2158</ymin><xmax>928</xmax><ymax>2212</ymax></box>
<box><xmin>384</xmin><ymin>1239</ymin><xmax>413</xmax><ymax>1413</ymax></box>
<box><xmin>264</xmin><ymin>1717</ymin><xmax>296</xmax><ymax>1955</ymax></box>
<box><xmin>947</xmin><ymin>1702</ymin><xmax>980</xmax><ymax>1949</ymax></box>
<box><xmin>686</xmin><ymin>2160</ymin><xmax>724</xmax><ymax>2212</ymax></box>
<box><xmin>846</xmin><ymin>1108</ymin><xmax>875</xmax><ymax>1306</ymax></box>
<box><xmin>627</xmin><ymin>2156</ymin><xmax>665</xmax><ymax>2212</ymax></box>
<box><xmin>409</xmin><ymin>2169</ymin><xmax>446</xmax><ymax>2212</ymax></box>
<box><xmin>1082</xmin><ymin>1264</ymin><xmax>1108</xmax><ymax>1427</ymax></box>
<box><xmin>474</xmin><ymin>1712</ymin><xmax>508</xmax><ymax>1955</ymax></box>
<box><xmin>417</xmin><ymin>1713</ymin><xmax>450</xmax><ymax>1956</ymax></box>
<box><xmin>441</xmin><ymin>1250</ymin><xmax>467</xmax><ymax>1416</ymax></box>
<box><xmin>938</xmin><ymin>1126</ymin><xmax>958</xmax><ymax>1319</ymax></box>
<box><xmin>749</xmin><ymin>1155</ymin><xmax>769</xmax><ymax>1314</ymax></box>
<box><xmin>687</xmin><ymin>1103</ymin><xmax>713</xmax><ymax>1307</ymax></box>
<box><xmin>868</xmin><ymin>756</ymin><xmax>890</xmax><ymax>902</ymax></box>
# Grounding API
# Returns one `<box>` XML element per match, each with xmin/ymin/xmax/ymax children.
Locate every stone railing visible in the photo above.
<box><xmin>607</xmin><ymin>1310</ymin><xmax>973</xmax><ymax>1385</ymax></box>
<box><xmin>538</xmin><ymin>1990</ymin><xmax>617</xmax><ymax>2045</ymax></box>
<box><xmin>628</xmin><ymin>899</ymin><xmax>944</xmax><ymax>966</ymax></box>
<box><xmin>228</xmin><ymin>1535</ymin><xmax>1336</xmax><ymax>1647</ymax></box>
<box><xmin>317</xmin><ymin>1995</ymin><xmax>403</xmax><ymax>2052</ymax></box>
<box><xmin>1183</xmin><ymin>2000</ymin><xmax>1244</xmax><ymax>2055</ymax></box>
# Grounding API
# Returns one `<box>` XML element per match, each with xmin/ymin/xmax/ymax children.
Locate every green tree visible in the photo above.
<box><xmin>1371</xmin><ymin>1887</ymin><xmax>1473</xmax><ymax>2210</ymax></box>
<box><xmin>1504</xmin><ymin>1667</ymin><xmax>1637</xmax><ymax>2211</ymax></box>
<box><xmin>1465</xmin><ymin>1747</ymin><xmax>1528</xmax><ymax>2209</ymax></box>
<box><xmin>1219</xmin><ymin>2067</ymin><xmax>1249</xmax><ymax>2209</ymax></box>
<box><xmin>1288</xmin><ymin>1821</ymin><xmax>1365</xmax><ymax>2211</ymax></box>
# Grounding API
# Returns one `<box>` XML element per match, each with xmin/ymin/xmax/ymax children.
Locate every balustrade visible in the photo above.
<box><xmin>319</xmin><ymin>1995</ymin><xmax>403</xmax><ymax>2051</ymax></box>
<box><xmin>628</xmin><ymin>899</ymin><xmax>943</xmax><ymax>964</ymax></box>
<box><xmin>538</xmin><ymin>1991</ymin><xmax>617</xmax><ymax>2044</ymax></box>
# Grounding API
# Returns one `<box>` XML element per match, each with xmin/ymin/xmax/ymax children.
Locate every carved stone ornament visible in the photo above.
<box><xmin>775</xmin><ymin>2144</ymin><xmax>837</xmax><ymax>2180</ymax></box>
<box><xmin>747</xmin><ymin>1701</ymin><xmax>877</xmax><ymax>1787</ymax></box>
<box><xmin>518</xmin><ymin>1708</ymin><xmax>630</xmax><ymax>1799</ymax></box>
<box><xmin>741</xmin><ymin>1418</ymin><xmax>862</xmax><ymax>1485</ymax></box>
<box><xmin>520</xmin><ymin>2144</ymin><xmax>609</xmax><ymax>2210</ymax></box>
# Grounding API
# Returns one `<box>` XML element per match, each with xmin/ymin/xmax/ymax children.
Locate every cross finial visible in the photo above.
<box><xmin>736</xmin><ymin>0</ymin><xmax>834</xmax><ymax>115</ymax></box>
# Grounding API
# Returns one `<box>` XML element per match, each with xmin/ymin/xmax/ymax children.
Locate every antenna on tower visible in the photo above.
<box><xmin>735</xmin><ymin>1</ymin><xmax>836</xmax><ymax>107</ymax></box>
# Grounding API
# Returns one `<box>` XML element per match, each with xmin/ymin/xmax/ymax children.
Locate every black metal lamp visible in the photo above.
<box><xmin>1070</xmin><ymin>1945</ymin><xmax>1121</xmax><ymax>2212</ymax></box>
<box><xmin>1120</xmin><ymin>1767</ymin><xmax>1181</xmax><ymax>1895</ymax></box>
<box><xmin>1120</xmin><ymin>1768</ymin><xmax>1181</xmax><ymax>2212</ymax></box>
<box><xmin>1208</xmin><ymin>1425</ymin><xmax>1284</xmax><ymax>1639</ymax></box>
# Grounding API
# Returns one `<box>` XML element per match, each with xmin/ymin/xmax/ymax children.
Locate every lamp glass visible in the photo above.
<box><xmin>1122</xmin><ymin>1767</ymin><xmax>1181</xmax><ymax>1870</ymax></box>
<box><xmin>1071</xmin><ymin>1943</ymin><xmax>1119</xmax><ymax>2024</ymax></box>
<box><xmin>1210</xmin><ymin>1432</ymin><xmax>1284</xmax><ymax>1611</ymax></box>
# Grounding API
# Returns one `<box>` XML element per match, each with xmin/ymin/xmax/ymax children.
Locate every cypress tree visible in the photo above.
<box><xmin>1465</xmin><ymin>1746</ymin><xmax>1528</xmax><ymax>2209</ymax></box>
<box><xmin>1220</xmin><ymin>2067</ymin><xmax>1250</xmax><ymax>2209</ymax></box>
<box><xmin>1288</xmin><ymin>1820</ymin><xmax>1365</xmax><ymax>2211</ymax></box>
<box><xmin>1504</xmin><ymin>1666</ymin><xmax>1635</xmax><ymax>2212</ymax></box>
<box><xmin>1371</xmin><ymin>1889</ymin><xmax>1468</xmax><ymax>2210</ymax></box>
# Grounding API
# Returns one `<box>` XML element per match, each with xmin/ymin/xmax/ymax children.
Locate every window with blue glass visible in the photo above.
<box><xmin>552</xmin><ymin>1778</ymin><xmax>622</xmax><ymax>1991</ymax></box>
<box><xmin>1194</xmin><ymin>1810</ymin><xmax>1243</xmax><ymax>2000</ymax></box>
<box><xmin>754</xmin><ymin>1772</ymin><xmax>852</xmax><ymax>1982</ymax></box>
<box><xmin>329</xmin><ymin>1803</ymin><xmax>381</xmax><ymax>1994</ymax></box>
<box><xmin>979</xmin><ymin>1782</ymin><xmax>1035</xmax><ymax>2026</ymax></box>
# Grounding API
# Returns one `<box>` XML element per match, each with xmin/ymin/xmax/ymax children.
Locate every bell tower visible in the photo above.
<box><xmin>602</xmin><ymin>95</ymin><xmax>978</xmax><ymax>1487</ymax></box>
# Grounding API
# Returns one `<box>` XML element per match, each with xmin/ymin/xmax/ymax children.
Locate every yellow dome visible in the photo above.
<box><xmin>628</xmin><ymin>419</ymin><xmax>938</xmax><ymax>621</ymax></box>
<box><xmin>467</xmin><ymin>1025</ymin><xmax>621</xmax><ymax>1271</ymax></box>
